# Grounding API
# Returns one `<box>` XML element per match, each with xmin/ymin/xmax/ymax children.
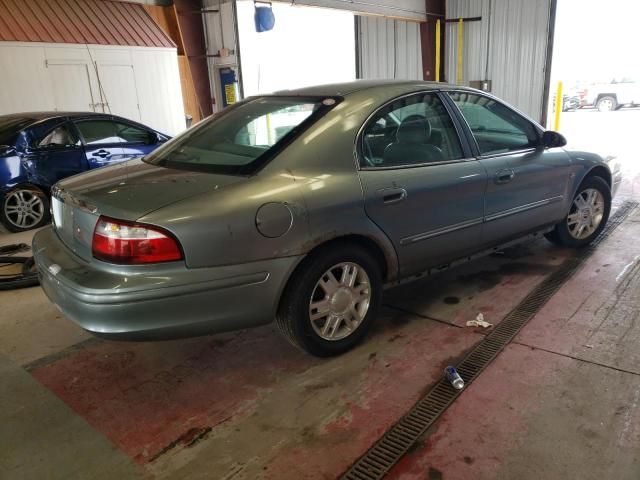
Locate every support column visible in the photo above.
<box><xmin>420</xmin><ymin>0</ymin><xmax>445</xmax><ymax>81</ymax></box>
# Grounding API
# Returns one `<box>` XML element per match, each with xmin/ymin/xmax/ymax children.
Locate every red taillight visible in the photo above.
<box><xmin>92</xmin><ymin>216</ymin><xmax>183</xmax><ymax>264</ymax></box>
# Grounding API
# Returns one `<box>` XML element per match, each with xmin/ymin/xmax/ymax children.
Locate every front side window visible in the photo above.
<box><xmin>114</xmin><ymin>122</ymin><xmax>155</xmax><ymax>144</ymax></box>
<box><xmin>37</xmin><ymin>124</ymin><xmax>78</xmax><ymax>148</ymax></box>
<box><xmin>75</xmin><ymin>120</ymin><xmax>120</xmax><ymax>145</ymax></box>
<box><xmin>360</xmin><ymin>93</ymin><xmax>464</xmax><ymax>168</ymax></box>
<box><xmin>449</xmin><ymin>92</ymin><xmax>540</xmax><ymax>156</ymax></box>
<box><xmin>145</xmin><ymin>96</ymin><xmax>335</xmax><ymax>175</ymax></box>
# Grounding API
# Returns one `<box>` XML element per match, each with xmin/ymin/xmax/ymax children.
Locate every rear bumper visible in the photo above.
<box><xmin>32</xmin><ymin>227</ymin><xmax>302</xmax><ymax>340</ymax></box>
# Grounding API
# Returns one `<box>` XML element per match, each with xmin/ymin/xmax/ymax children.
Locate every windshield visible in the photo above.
<box><xmin>145</xmin><ymin>96</ymin><xmax>338</xmax><ymax>175</ymax></box>
<box><xmin>0</xmin><ymin>117</ymin><xmax>33</xmax><ymax>146</ymax></box>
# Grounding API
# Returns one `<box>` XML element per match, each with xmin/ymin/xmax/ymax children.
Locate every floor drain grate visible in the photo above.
<box><xmin>341</xmin><ymin>201</ymin><xmax>638</xmax><ymax>480</ymax></box>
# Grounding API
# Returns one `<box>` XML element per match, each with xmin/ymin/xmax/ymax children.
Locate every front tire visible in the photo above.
<box><xmin>545</xmin><ymin>176</ymin><xmax>611</xmax><ymax>248</ymax></box>
<box><xmin>0</xmin><ymin>185</ymin><xmax>50</xmax><ymax>233</ymax></box>
<box><xmin>276</xmin><ymin>244</ymin><xmax>383</xmax><ymax>357</ymax></box>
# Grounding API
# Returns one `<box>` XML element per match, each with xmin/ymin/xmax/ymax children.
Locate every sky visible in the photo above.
<box><xmin>551</xmin><ymin>0</ymin><xmax>640</xmax><ymax>83</ymax></box>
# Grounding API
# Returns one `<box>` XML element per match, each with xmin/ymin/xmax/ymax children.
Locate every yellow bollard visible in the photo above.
<box><xmin>435</xmin><ymin>19</ymin><xmax>441</xmax><ymax>82</ymax></box>
<box><xmin>456</xmin><ymin>18</ymin><xmax>464</xmax><ymax>85</ymax></box>
<box><xmin>554</xmin><ymin>81</ymin><xmax>563</xmax><ymax>131</ymax></box>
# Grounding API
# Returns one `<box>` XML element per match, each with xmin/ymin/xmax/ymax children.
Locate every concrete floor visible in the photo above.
<box><xmin>2</xmin><ymin>109</ymin><xmax>640</xmax><ymax>479</ymax></box>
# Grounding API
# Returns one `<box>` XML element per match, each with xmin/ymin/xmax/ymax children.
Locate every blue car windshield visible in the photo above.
<box><xmin>0</xmin><ymin>117</ymin><xmax>33</xmax><ymax>146</ymax></box>
<box><xmin>144</xmin><ymin>96</ymin><xmax>339</xmax><ymax>175</ymax></box>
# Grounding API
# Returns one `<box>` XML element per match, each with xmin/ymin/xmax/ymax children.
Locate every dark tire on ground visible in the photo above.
<box><xmin>596</xmin><ymin>95</ymin><xmax>617</xmax><ymax>112</ymax></box>
<box><xmin>545</xmin><ymin>175</ymin><xmax>611</xmax><ymax>248</ymax></box>
<box><xmin>276</xmin><ymin>243</ymin><xmax>383</xmax><ymax>357</ymax></box>
<box><xmin>0</xmin><ymin>185</ymin><xmax>50</xmax><ymax>233</ymax></box>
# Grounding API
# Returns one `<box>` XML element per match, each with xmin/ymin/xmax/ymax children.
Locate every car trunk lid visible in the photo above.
<box><xmin>51</xmin><ymin>159</ymin><xmax>245</xmax><ymax>261</ymax></box>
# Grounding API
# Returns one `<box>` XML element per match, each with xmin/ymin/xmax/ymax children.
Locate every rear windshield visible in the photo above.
<box><xmin>0</xmin><ymin>117</ymin><xmax>33</xmax><ymax>145</ymax></box>
<box><xmin>144</xmin><ymin>96</ymin><xmax>338</xmax><ymax>175</ymax></box>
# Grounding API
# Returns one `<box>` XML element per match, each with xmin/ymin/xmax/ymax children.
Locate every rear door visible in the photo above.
<box><xmin>23</xmin><ymin>121</ymin><xmax>86</xmax><ymax>186</ymax></box>
<box><xmin>446</xmin><ymin>91</ymin><xmax>572</xmax><ymax>246</ymax></box>
<box><xmin>358</xmin><ymin>91</ymin><xmax>487</xmax><ymax>277</ymax></box>
<box><xmin>73</xmin><ymin>118</ymin><xmax>126</xmax><ymax>169</ymax></box>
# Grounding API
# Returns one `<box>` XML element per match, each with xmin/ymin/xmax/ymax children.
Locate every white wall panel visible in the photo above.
<box><xmin>445</xmin><ymin>0</ymin><xmax>551</xmax><ymax>121</ymax></box>
<box><xmin>0</xmin><ymin>42</ymin><xmax>184</xmax><ymax>135</ymax></box>
<box><xmin>357</xmin><ymin>15</ymin><xmax>423</xmax><ymax>80</ymax></box>
<box><xmin>129</xmin><ymin>48</ymin><xmax>185</xmax><ymax>134</ymax></box>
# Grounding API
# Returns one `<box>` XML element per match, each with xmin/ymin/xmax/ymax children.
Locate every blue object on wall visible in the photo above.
<box><xmin>254</xmin><ymin>4</ymin><xmax>275</xmax><ymax>32</ymax></box>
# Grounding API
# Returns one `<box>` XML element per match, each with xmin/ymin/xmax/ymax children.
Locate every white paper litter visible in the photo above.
<box><xmin>466</xmin><ymin>312</ymin><xmax>493</xmax><ymax>329</ymax></box>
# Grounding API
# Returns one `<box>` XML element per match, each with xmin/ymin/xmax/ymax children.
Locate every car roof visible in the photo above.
<box><xmin>0</xmin><ymin>112</ymin><xmax>164</xmax><ymax>134</ymax></box>
<box><xmin>0</xmin><ymin>111</ymin><xmax>108</xmax><ymax>120</ymax></box>
<box><xmin>272</xmin><ymin>79</ymin><xmax>470</xmax><ymax>97</ymax></box>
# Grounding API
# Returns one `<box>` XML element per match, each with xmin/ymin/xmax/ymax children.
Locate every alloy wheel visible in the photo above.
<box><xmin>567</xmin><ymin>188</ymin><xmax>605</xmax><ymax>240</ymax></box>
<box><xmin>308</xmin><ymin>262</ymin><xmax>371</xmax><ymax>341</ymax></box>
<box><xmin>4</xmin><ymin>190</ymin><xmax>45</xmax><ymax>229</ymax></box>
<box><xmin>598</xmin><ymin>99</ymin><xmax>614</xmax><ymax>112</ymax></box>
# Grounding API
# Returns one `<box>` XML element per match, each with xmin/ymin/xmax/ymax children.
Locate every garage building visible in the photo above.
<box><xmin>1</xmin><ymin>1</ymin><xmax>639</xmax><ymax>479</ymax></box>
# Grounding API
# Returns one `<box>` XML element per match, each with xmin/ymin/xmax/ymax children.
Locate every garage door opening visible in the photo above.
<box><xmin>236</xmin><ymin>1</ymin><xmax>356</xmax><ymax>96</ymax></box>
<box><xmin>548</xmin><ymin>0</ymin><xmax>640</xmax><ymax>202</ymax></box>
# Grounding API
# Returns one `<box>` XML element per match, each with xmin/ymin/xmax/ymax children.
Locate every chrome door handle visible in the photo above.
<box><xmin>382</xmin><ymin>188</ymin><xmax>408</xmax><ymax>205</ymax></box>
<box><xmin>92</xmin><ymin>150</ymin><xmax>109</xmax><ymax>158</ymax></box>
<box><xmin>495</xmin><ymin>169</ymin><xmax>515</xmax><ymax>184</ymax></box>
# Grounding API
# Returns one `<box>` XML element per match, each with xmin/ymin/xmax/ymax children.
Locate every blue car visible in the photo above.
<box><xmin>0</xmin><ymin>112</ymin><xmax>170</xmax><ymax>232</ymax></box>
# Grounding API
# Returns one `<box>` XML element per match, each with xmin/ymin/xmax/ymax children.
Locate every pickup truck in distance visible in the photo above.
<box><xmin>584</xmin><ymin>79</ymin><xmax>640</xmax><ymax>112</ymax></box>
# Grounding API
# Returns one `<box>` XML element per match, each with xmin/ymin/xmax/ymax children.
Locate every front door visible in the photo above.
<box><xmin>447</xmin><ymin>92</ymin><xmax>572</xmax><ymax>246</ymax></box>
<box><xmin>73</xmin><ymin>119</ymin><xmax>126</xmax><ymax>169</ymax></box>
<box><xmin>358</xmin><ymin>92</ymin><xmax>487</xmax><ymax>277</ymax></box>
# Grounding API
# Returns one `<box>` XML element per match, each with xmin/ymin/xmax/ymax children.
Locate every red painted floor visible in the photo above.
<box><xmin>27</xmin><ymin>219</ymin><xmax>640</xmax><ymax>479</ymax></box>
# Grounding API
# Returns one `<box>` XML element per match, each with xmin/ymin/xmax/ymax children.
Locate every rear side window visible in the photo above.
<box><xmin>449</xmin><ymin>92</ymin><xmax>539</xmax><ymax>155</ymax></box>
<box><xmin>75</xmin><ymin>120</ymin><xmax>119</xmax><ymax>145</ymax></box>
<box><xmin>360</xmin><ymin>92</ymin><xmax>463</xmax><ymax>168</ymax></box>
<box><xmin>37</xmin><ymin>124</ymin><xmax>78</xmax><ymax>148</ymax></box>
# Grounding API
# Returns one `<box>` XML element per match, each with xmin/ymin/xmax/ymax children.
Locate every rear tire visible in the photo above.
<box><xmin>0</xmin><ymin>185</ymin><xmax>50</xmax><ymax>233</ymax></box>
<box><xmin>276</xmin><ymin>244</ymin><xmax>383</xmax><ymax>357</ymax></box>
<box><xmin>596</xmin><ymin>95</ymin><xmax>617</xmax><ymax>112</ymax></box>
<box><xmin>545</xmin><ymin>176</ymin><xmax>611</xmax><ymax>248</ymax></box>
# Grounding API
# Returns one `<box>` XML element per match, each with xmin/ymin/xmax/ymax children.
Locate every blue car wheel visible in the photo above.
<box><xmin>1</xmin><ymin>185</ymin><xmax>50</xmax><ymax>232</ymax></box>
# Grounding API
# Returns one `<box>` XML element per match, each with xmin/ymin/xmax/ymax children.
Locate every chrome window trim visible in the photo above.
<box><xmin>354</xmin><ymin>90</ymin><xmax>473</xmax><ymax>171</ymax></box>
<box><xmin>360</xmin><ymin>157</ymin><xmax>477</xmax><ymax>171</ymax></box>
<box><xmin>478</xmin><ymin>147</ymin><xmax>539</xmax><ymax>160</ymax></box>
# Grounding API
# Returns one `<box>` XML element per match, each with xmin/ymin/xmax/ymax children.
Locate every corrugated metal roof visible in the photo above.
<box><xmin>0</xmin><ymin>0</ymin><xmax>175</xmax><ymax>48</ymax></box>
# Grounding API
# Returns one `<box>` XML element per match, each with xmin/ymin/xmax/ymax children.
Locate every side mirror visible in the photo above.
<box><xmin>540</xmin><ymin>130</ymin><xmax>567</xmax><ymax>149</ymax></box>
<box><xmin>0</xmin><ymin>145</ymin><xmax>16</xmax><ymax>156</ymax></box>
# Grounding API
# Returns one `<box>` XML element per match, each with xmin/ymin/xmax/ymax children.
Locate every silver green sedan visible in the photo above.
<box><xmin>33</xmin><ymin>81</ymin><xmax>621</xmax><ymax>356</ymax></box>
